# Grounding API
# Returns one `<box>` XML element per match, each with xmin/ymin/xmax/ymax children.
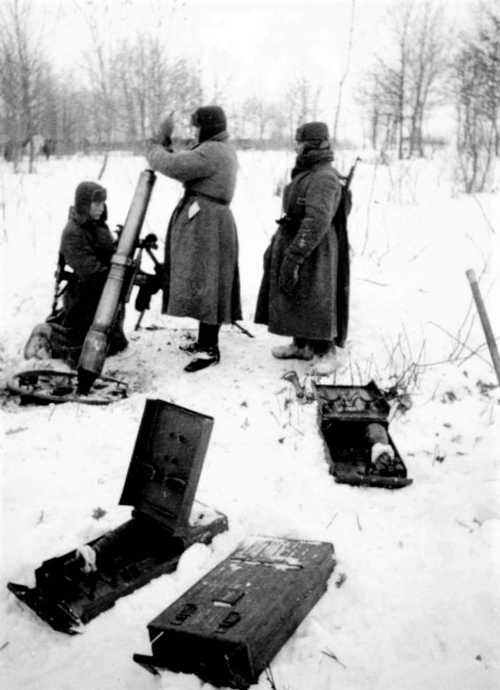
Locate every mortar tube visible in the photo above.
<box><xmin>77</xmin><ymin>170</ymin><xmax>156</xmax><ymax>394</ymax></box>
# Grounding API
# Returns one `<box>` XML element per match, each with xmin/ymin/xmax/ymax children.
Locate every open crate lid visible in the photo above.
<box><xmin>119</xmin><ymin>399</ymin><xmax>214</xmax><ymax>536</ymax></box>
<box><xmin>313</xmin><ymin>380</ymin><xmax>390</xmax><ymax>423</ymax></box>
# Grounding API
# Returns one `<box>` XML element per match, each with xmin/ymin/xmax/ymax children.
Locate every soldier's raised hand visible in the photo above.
<box><xmin>157</xmin><ymin>112</ymin><xmax>175</xmax><ymax>148</ymax></box>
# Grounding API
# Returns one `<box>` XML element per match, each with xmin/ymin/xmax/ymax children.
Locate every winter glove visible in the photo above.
<box><xmin>279</xmin><ymin>253</ymin><xmax>302</xmax><ymax>295</ymax></box>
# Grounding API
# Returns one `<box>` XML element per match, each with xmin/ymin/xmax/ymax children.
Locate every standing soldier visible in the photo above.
<box><xmin>146</xmin><ymin>106</ymin><xmax>242</xmax><ymax>372</ymax></box>
<box><xmin>255</xmin><ymin>121</ymin><xmax>349</xmax><ymax>375</ymax></box>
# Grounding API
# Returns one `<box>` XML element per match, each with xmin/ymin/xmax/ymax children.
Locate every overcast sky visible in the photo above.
<box><xmin>32</xmin><ymin>0</ymin><xmax>477</xmax><ymax>135</ymax></box>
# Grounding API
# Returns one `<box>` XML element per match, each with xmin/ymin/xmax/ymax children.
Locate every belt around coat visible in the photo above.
<box><xmin>183</xmin><ymin>189</ymin><xmax>230</xmax><ymax>206</ymax></box>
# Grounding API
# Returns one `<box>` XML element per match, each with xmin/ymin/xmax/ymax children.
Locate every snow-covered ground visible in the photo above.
<box><xmin>1</xmin><ymin>149</ymin><xmax>499</xmax><ymax>690</ymax></box>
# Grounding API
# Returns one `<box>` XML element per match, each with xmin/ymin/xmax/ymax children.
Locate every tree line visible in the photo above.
<box><xmin>0</xmin><ymin>0</ymin><xmax>326</xmax><ymax>170</ymax></box>
<box><xmin>357</xmin><ymin>0</ymin><xmax>499</xmax><ymax>191</ymax></box>
<box><xmin>0</xmin><ymin>0</ymin><xmax>499</xmax><ymax>191</ymax></box>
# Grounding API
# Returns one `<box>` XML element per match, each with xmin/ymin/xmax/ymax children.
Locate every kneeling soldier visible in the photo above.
<box><xmin>24</xmin><ymin>182</ymin><xmax>128</xmax><ymax>364</ymax></box>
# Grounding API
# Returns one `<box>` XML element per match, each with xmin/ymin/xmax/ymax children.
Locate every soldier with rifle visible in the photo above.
<box><xmin>255</xmin><ymin>122</ymin><xmax>356</xmax><ymax>376</ymax></box>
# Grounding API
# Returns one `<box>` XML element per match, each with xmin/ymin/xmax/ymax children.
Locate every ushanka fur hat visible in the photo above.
<box><xmin>191</xmin><ymin>105</ymin><xmax>227</xmax><ymax>141</ymax></box>
<box><xmin>295</xmin><ymin>121</ymin><xmax>330</xmax><ymax>143</ymax></box>
<box><xmin>74</xmin><ymin>181</ymin><xmax>107</xmax><ymax>215</ymax></box>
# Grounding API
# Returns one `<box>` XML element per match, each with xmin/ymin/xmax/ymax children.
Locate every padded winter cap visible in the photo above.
<box><xmin>74</xmin><ymin>181</ymin><xmax>107</xmax><ymax>215</ymax></box>
<box><xmin>191</xmin><ymin>105</ymin><xmax>227</xmax><ymax>141</ymax></box>
<box><xmin>296</xmin><ymin>121</ymin><xmax>330</xmax><ymax>143</ymax></box>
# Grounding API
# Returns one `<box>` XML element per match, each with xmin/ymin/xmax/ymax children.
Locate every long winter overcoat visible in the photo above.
<box><xmin>255</xmin><ymin>162</ymin><xmax>344</xmax><ymax>342</ymax></box>
<box><xmin>147</xmin><ymin>132</ymin><xmax>242</xmax><ymax>325</ymax></box>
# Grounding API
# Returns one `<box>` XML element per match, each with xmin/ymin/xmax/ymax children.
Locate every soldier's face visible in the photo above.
<box><xmin>295</xmin><ymin>141</ymin><xmax>306</xmax><ymax>155</ymax></box>
<box><xmin>89</xmin><ymin>200</ymin><xmax>105</xmax><ymax>220</ymax></box>
<box><xmin>191</xmin><ymin>126</ymin><xmax>200</xmax><ymax>143</ymax></box>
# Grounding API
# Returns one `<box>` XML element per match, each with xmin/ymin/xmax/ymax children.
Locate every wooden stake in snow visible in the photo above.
<box><xmin>466</xmin><ymin>269</ymin><xmax>500</xmax><ymax>385</ymax></box>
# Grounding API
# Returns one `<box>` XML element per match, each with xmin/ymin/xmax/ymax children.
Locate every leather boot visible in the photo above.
<box><xmin>184</xmin><ymin>346</ymin><xmax>220</xmax><ymax>372</ymax></box>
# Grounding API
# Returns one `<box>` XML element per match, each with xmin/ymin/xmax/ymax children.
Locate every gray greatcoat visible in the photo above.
<box><xmin>147</xmin><ymin>132</ymin><xmax>242</xmax><ymax>325</ymax></box>
<box><xmin>255</xmin><ymin>162</ymin><xmax>342</xmax><ymax>341</ymax></box>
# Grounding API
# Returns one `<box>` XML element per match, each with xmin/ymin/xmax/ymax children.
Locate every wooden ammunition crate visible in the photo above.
<box><xmin>315</xmin><ymin>381</ymin><xmax>412</xmax><ymax>489</ymax></box>
<box><xmin>134</xmin><ymin>536</ymin><xmax>335</xmax><ymax>689</ymax></box>
<box><xmin>7</xmin><ymin>399</ymin><xmax>228</xmax><ymax>633</ymax></box>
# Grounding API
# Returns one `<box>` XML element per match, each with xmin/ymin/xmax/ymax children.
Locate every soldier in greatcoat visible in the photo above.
<box><xmin>255</xmin><ymin>121</ymin><xmax>349</xmax><ymax>375</ymax></box>
<box><xmin>146</xmin><ymin>105</ymin><xmax>242</xmax><ymax>372</ymax></box>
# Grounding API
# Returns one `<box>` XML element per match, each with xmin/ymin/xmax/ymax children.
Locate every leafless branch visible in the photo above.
<box><xmin>332</xmin><ymin>0</ymin><xmax>356</xmax><ymax>148</ymax></box>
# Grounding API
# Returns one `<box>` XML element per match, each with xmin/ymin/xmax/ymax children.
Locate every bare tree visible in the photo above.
<box><xmin>54</xmin><ymin>77</ymin><xmax>93</xmax><ymax>153</ymax></box>
<box><xmin>385</xmin><ymin>0</ymin><xmax>412</xmax><ymax>159</ymax></box>
<box><xmin>407</xmin><ymin>2</ymin><xmax>447</xmax><ymax>156</ymax></box>
<box><xmin>332</xmin><ymin>0</ymin><xmax>356</xmax><ymax>149</ymax></box>
<box><xmin>112</xmin><ymin>39</ymin><xmax>141</xmax><ymax>141</ymax></box>
<box><xmin>163</xmin><ymin>58</ymin><xmax>204</xmax><ymax>135</ymax></box>
<box><xmin>205</xmin><ymin>73</ymin><xmax>231</xmax><ymax>108</ymax></box>
<box><xmin>476</xmin><ymin>5</ymin><xmax>500</xmax><ymax>156</ymax></box>
<box><xmin>108</xmin><ymin>18</ymin><xmax>203</xmax><ymax>145</ymax></box>
<box><xmin>75</xmin><ymin>0</ymin><xmax>121</xmax><ymax>176</ymax></box>
<box><xmin>355</xmin><ymin>74</ymin><xmax>387</xmax><ymax>150</ymax></box>
<box><xmin>285</xmin><ymin>76</ymin><xmax>322</xmax><ymax>140</ymax></box>
<box><xmin>266</xmin><ymin>104</ymin><xmax>288</xmax><ymax>146</ymax></box>
<box><xmin>241</xmin><ymin>97</ymin><xmax>273</xmax><ymax>141</ymax></box>
<box><xmin>454</xmin><ymin>5</ymin><xmax>500</xmax><ymax>192</ymax></box>
<box><xmin>358</xmin><ymin>2</ymin><xmax>412</xmax><ymax>159</ymax></box>
<box><xmin>362</xmin><ymin>1</ymin><xmax>448</xmax><ymax>159</ymax></box>
<box><xmin>0</xmin><ymin>0</ymin><xmax>47</xmax><ymax>171</ymax></box>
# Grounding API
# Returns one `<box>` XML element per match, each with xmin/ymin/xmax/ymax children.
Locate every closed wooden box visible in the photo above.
<box><xmin>134</xmin><ymin>536</ymin><xmax>335</xmax><ymax>689</ymax></box>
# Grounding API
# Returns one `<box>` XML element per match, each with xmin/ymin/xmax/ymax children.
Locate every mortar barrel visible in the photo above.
<box><xmin>77</xmin><ymin>169</ymin><xmax>156</xmax><ymax>393</ymax></box>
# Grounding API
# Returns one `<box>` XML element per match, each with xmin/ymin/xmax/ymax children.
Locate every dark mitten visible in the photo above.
<box><xmin>148</xmin><ymin>113</ymin><xmax>174</xmax><ymax>148</ymax></box>
<box><xmin>157</xmin><ymin>113</ymin><xmax>174</xmax><ymax>147</ymax></box>
<box><xmin>279</xmin><ymin>253</ymin><xmax>302</xmax><ymax>295</ymax></box>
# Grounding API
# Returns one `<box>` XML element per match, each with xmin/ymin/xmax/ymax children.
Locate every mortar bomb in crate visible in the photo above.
<box><xmin>314</xmin><ymin>380</ymin><xmax>413</xmax><ymax>489</ymax></box>
<box><xmin>134</xmin><ymin>535</ymin><xmax>336</xmax><ymax>689</ymax></box>
<box><xmin>7</xmin><ymin>399</ymin><xmax>228</xmax><ymax>634</ymax></box>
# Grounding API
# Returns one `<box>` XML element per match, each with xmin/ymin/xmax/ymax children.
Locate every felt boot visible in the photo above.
<box><xmin>271</xmin><ymin>341</ymin><xmax>314</xmax><ymax>361</ymax></box>
<box><xmin>311</xmin><ymin>348</ymin><xmax>341</xmax><ymax>376</ymax></box>
<box><xmin>23</xmin><ymin>324</ymin><xmax>52</xmax><ymax>359</ymax></box>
